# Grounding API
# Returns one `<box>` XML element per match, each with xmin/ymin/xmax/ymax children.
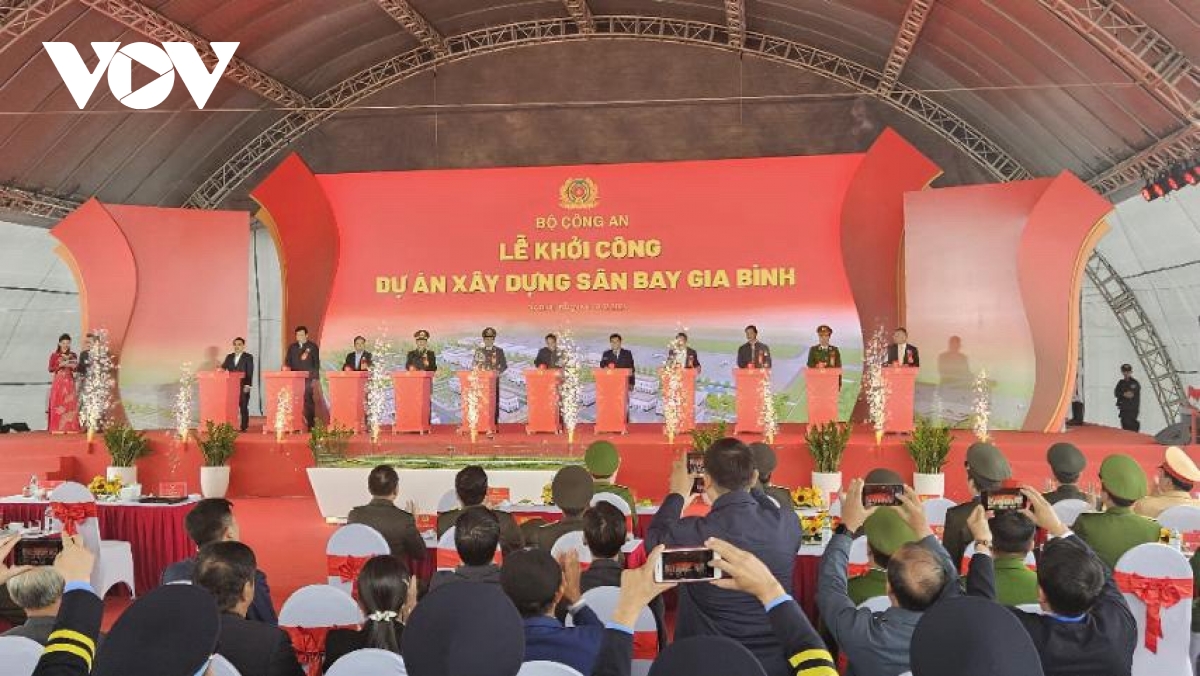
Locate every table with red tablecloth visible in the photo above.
<box><xmin>0</xmin><ymin>497</ymin><xmax>197</xmax><ymax>594</ymax></box>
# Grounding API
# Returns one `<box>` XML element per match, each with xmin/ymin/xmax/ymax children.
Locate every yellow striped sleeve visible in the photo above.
<box><xmin>48</xmin><ymin>629</ymin><xmax>96</xmax><ymax>654</ymax></box>
<box><xmin>789</xmin><ymin>648</ymin><xmax>837</xmax><ymax>676</ymax></box>
<box><xmin>44</xmin><ymin>643</ymin><xmax>94</xmax><ymax>671</ymax></box>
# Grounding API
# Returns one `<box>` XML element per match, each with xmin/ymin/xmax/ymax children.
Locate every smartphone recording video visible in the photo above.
<box><xmin>981</xmin><ymin>488</ymin><xmax>1028</xmax><ymax>512</ymax></box>
<box><xmin>654</xmin><ymin>547</ymin><xmax>722</xmax><ymax>583</ymax></box>
<box><xmin>14</xmin><ymin>538</ymin><xmax>63</xmax><ymax>567</ymax></box>
<box><xmin>687</xmin><ymin>452</ymin><xmax>705</xmax><ymax>494</ymax></box>
<box><xmin>862</xmin><ymin>483</ymin><xmax>904</xmax><ymax>508</ymax></box>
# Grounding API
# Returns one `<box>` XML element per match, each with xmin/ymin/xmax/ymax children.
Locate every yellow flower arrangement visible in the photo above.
<box><xmin>541</xmin><ymin>483</ymin><xmax>554</xmax><ymax>505</ymax></box>
<box><xmin>791</xmin><ymin>486</ymin><xmax>826</xmax><ymax>509</ymax></box>
<box><xmin>87</xmin><ymin>475</ymin><xmax>123</xmax><ymax>498</ymax></box>
<box><xmin>799</xmin><ymin>511</ymin><xmax>839</xmax><ymax>544</ymax></box>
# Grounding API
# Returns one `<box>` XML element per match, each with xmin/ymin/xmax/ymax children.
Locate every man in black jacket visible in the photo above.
<box><xmin>341</xmin><ymin>336</ymin><xmax>372</xmax><ymax>372</ymax></box>
<box><xmin>194</xmin><ymin>542</ymin><xmax>303</xmax><ymax>676</ymax></box>
<box><xmin>436</xmin><ymin>465</ymin><xmax>523</xmax><ymax>554</ymax></box>
<box><xmin>535</xmin><ymin>333</ymin><xmax>561</xmax><ymax>369</ymax></box>
<box><xmin>283</xmin><ymin>325</ymin><xmax>320</xmax><ymax>429</ymax></box>
<box><xmin>737</xmin><ymin>325</ymin><xmax>772</xmax><ymax>369</ymax></box>
<box><xmin>221</xmin><ymin>337</ymin><xmax>255</xmax><ymax>432</ymax></box>
<box><xmin>600</xmin><ymin>333</ymin><xmax>636</xmax><ymax>387</ymax></box>
<box><xmin>348</xmin><ymin>465</ymin><xmax>428</xmax><ymax>562</ymax></box>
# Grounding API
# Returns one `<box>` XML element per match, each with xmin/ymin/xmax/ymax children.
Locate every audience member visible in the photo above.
<box><xmin>348</xmin><ymin>464</ymin><xmax>428</xmax><ymax>561</ymax></box>
<box><xmin>987</xmin><ymin>510</ymin><xmax>1038</xmax><ymax>606</ymax></box>
<box><xmin>1042</xmin><ymin>442</ymin><xmax>1088</xmax><ymax>504</ymax></box>
<box><xmin>1</xmin><ymin>566</ymin><xmax>65</xmax><ymax>644</ymax></box>
<box><xmin>910</xmin><ymin>596</ymin><xmax>1045</xmax><ymax>676</ymax></box>
<box><xmin>534</xmin><ymin>465</ymin><xmax>594</xmax><ymax>549</ymax></box>
<box><xmin>436</xmin><ymin>465</ymin><xmax>523</xmax><ymax>553</ymax></box>
<box><xmin>323</xmin><ymin>555</ymin><xmax>414</xmax><ymax>672</ymax></box>
<box><xmin>969</xmin><ymin>488</ymin><xmax>1136</xmax><ymax>676</ymax></box>
<box><xmin>501</xmin><ymin>548</ymin><xmax>605</xmax><ymax>674</ymax></box>
<box><xmin>1074</xmin><ymin>454</ymin><xmax>1159</xmax><ymax>568</ymax></box>
<box><xmin>943</xmin><ymin>441</ymin><xmax>1012</xmax><ymax>565</ymax></box>
<box><xmin>585</xmin><ymin>440</ymin><xmax>639</xmax><ymax>528</ymax></box>
<box><xmin>1134</xmin><ymin>445</ymin><xmax>1200</xmax><ymax>518</ymax></box>
<box><xmin>818</xmin><ymin>480</ymin><xmax>956</xmax><ymax>676</ymax></box>
<box><xmin>194</xmin><ymin>541</ymin><xmax>304</xmax><ymax>676</ymax></box>
<box><xmin>645</xmin><ymin>437</ymin><xmax>803</xmax><ymax>676</ymax></box>
<box><xmin>749</xmin><ymin>442</ymin><xmax>796</xmax><ymax>509</ymax></box>
<box><xmin>581</xmin><ymin>501</ymin><xmax>667</xmax><ymax>646</ymax></box>
<box><xmin>430</xmin><ymin>508</ymin><xmax>502</xmax><ymax>591</ymax></box>
<box><xmin>162</xmin><ymin>498</ymin><xmax>277</xmax><ymax>624</ymax></box>
<box><xmin>847</xmin><ymin>500</ymin><xmax>919</xmax><ymax>604</ymax></box>
<box><xmin>402</xmin><ymin>582</ymin><xmax>524</xmax><ymax>676</ymax></box>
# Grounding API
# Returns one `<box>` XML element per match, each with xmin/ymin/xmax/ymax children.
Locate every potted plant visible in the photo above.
<box><xmin>102</xmin><ymin>424</ymin><xmax>150</xmax><ymax>486</ymax></box>
<box><xmin>308</xmin><ymin>419</ymin><xmax>353</xmax><ymax>465</ymax></box>
<box><xmin>688</xmin><ymin>420</ymin><xmax>728</xmax><ymax>453</ymax></box>
<box><xmin>197</xmin><ymin>420</ymin><xmax>239</xmax><ymax>498</ymax></box>
<box><xmin>905</xmin><ymin>417</ymin><xmax>953</xmax><ymax>497</ymax></box>
<box><xmin>805</xmin><ymin>421</ymin><xmax>852</xmax><ymax>503</ymax></box>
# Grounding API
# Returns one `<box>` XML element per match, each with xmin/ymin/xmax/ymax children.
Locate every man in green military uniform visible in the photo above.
<box><xmin>1074</xmin><ymin>454</ymin><xmax>1160</xmax><ymax>569</ymax></box>
<box><xmin>583</xmin><ymin>440</ymin><xmax>638</xmax><ymax>530</ymax></box>
<box><xmin>985</xmin><ymin>510</ymin><xmax>1039</xmax><ymax>606</ymax></box>
<box><xmin>1042</xmin><ymin>442</ymin><xmax>1088</xmax><ymax>504</ymax></box>
<box><xmin>847</xmin><ymin>507</ymin><xmax>919</xmax><ymax>604</ymax></box>
<box><xmin>749</xmin><ymin>442</ymin><xmax>795</xmax><ymax>509</ymax></box>
<box><xmin>534</xmin><ymin>465</ymin><xmax>594</xmax><ymax>549</ymax></box>
<box><xmin>806</xmin><ymin>324</ymin><xmax>842</xmax><ymax>368</ymax></box>
<box><xmin>943</xmin><ymin>441</ymin><xmax>1012</xmax><ymax>566</ymax></box>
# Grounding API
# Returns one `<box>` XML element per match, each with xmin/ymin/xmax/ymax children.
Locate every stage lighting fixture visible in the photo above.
<box><xmin>1142</xmin><ymin>181</ymin><xmax>1157</xmax><ymax>201</ymax></box>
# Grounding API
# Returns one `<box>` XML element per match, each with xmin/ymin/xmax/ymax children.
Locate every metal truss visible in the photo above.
<box><xmin>374</xmin><ymin>0</ymin><xmax>448</xmax><ymax>58</ymax></box>
<box><xmin>561</xmin><ymin>0</ymin><xmax>595</xmax><ymax>35</ymax></box>
<box><xmin>1087</xmin><ymin>123</ymin><xmax>1200</xmax><ymax>196</ymax></box>
<box><xmin>1038</xmin><ymin>0</ymin><xmax>1200</xmax><ymax>122</ymax></box>
<box><xmin>0</xmin><ymin>183</ymin><xmax>81</xmax><ymax>221</ymax></box>
<box><xmin>0</xmin><ymin>0</ymin><xmax>71</xmax><ymax>49</ymax></box>
<box><xmin>878</xmin><ymin>0</ymin><xmax>935</xmax><ymax>94</ymax></box>
<box><xmin>76</xmin><ymin>0</ymin><xmax>310</xmax><ymax>109</ymax></box>
<box><xmin>1085</xmin><ymin>251</ymin><xmax>1187</xmax><ymax>421</ymax></box>
<box><xmin>724</xmin><ymin>0</ymin><xmax>745</xmax><ymax>49</ymax></box>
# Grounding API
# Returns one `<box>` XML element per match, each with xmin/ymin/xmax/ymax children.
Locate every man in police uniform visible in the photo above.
<box><xmin>1134</xmin><ymin>446</ymin><xmax>1200</xmax><ymax>518</ymax></box>
<box><xmin>806</xmin><ymin>325</ymin><xmax>841</xmax><ymax>368</ymax></box>
<box><xmin>583</xmin><ymin>440</ymin><xmax>637</xmax><ymax>529</ymax></box>
<box><xmin>942</xmin><ymin>441</ymin><xmax>1012</xmax><ymax>566</ymax></box>
<box><xmin>1042</xmin><ymin>442</ymin><xmax>1088</xmax><ymax>504</ymax></box>
<box><xmin>405</xmin><ymin>330</ymin><xmax>437</xmax><ymax>371</ymax></box>
<box><xmin>1114</xmin><ymin>363</ymin><xmax>1141</xmax><ymax>431</ymax></box>
<box><xmin>737</xmin><ymin>325</ymin><xmax>772</xmax><ymax>369</ymax></box>
<box><xmin>534</xmin><ymin>465</ymin><xmax>594</xmax><ymax>550</ymax></box>
<box><xmin>1074</xmin><ymin>454</ymin><xmax>1160</xmax><ymax>569</ymax></box>
<box><xmin>749</xmin><ymin>442</ymin><xmax>793</xmax><ymax>509</ymax></box>
<box><xmin>474</xmin><ymin>327</ymin><xmax>507</xmax><ymax>425</ymax></box>
<box><xmin>534</xmin><ymin>333</ymin><xmax>560</xmax><ymax>369</ymax></box>
<box><xmin>847</xmin><ymin>506</ymin><xmax>920</xmax><ymax>604</ymax></box>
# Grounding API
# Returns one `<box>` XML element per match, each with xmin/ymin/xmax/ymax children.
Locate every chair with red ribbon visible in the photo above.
<box><xmin>567</xmin><ymin>586</ymin><xmax>658</xmax><ymax>673</ymax></box>
<box><xmin>550</xmin><ymin>531</ymin><xmax>593</xmax><ymax>571</ymax></box>
<box><xmin>326</xmin><ymin>524</ymin><xmax>389</xmax><ymax>598</ymax></box>
<box><xmin>922</xmin><ymin>498</ymin><xmax>956</xmax><ymax>541</ymax></box>
<box><xmin>592</xmin><ymin>492</ymin><xmax>635</xmax><ymax>536</ymax></box>
<box><xmin>846</xmin><ymin>534</ymin><xmax>871</xmax><ymax>577</ymax></box>
<box><xmin>279</xmin><ymin>584</ymin><xmax>365</xmax><ymax>676</ymax></box>
<box><xmin>48</xmin><ymin>482</ymin><xmax>136</xmax><ymax>599</ymax></box>
<box><xmin>1114</xmin><ymin>543</ymin><xmax>1193</xmax><ymax>676</ymax></box>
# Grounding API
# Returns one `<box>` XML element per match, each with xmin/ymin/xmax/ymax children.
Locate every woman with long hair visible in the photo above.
<box><xmin>47</xmin><ymin>333</ymin><xmax>81</xmax><ymax>433</ymax></box>
<box><xmin>323</xmin><ymin>555</ymin><xmax>414</xmax><ymax>671</ymax></box>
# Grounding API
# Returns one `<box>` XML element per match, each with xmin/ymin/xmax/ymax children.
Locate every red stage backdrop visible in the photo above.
<box><xmin>53</xmin><ymin>201</ymin><xmax>249</xmax><ymax>429</ymax></box>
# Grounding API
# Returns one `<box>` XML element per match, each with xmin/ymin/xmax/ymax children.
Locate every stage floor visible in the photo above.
<box><xmin>0</xmin><ymin>422</ymin><xmax>1170</xmax><ymax>503</ymax></box>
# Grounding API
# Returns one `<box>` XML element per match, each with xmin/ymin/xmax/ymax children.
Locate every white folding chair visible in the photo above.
<box><xmin>279</xmin><ymin>584</ymin><xmax>364</xmax><ymax>675</ymax></box>
<box><xmin>1114</xmin><ymin>543</ymin><xmax>1193</xmax><ymax>676</ymax></box>
<box><xmin>0</xmin><ymin>636</ymin><xmax>43</xmax><ymax>676</ymax></box>
<box><xmin>209</xmin><ymin>655</ymin><xmax>243</xmax><ymax>676</ymax></box>
<box><xmin>550</xmin><ymin>531</ymin><xmax>593</xmax><ymax>567</ymax></box>
<box><xmin>436</xmin><ymin>489</ymin><xmax>459</xmax><ymax>514</ymax></box>
<box><xmin>49</xmin><ymin>482</ymin><xmax>135</xmax><ymax>598</ymax></box>
<box><xmin>563</xmin><ymin>584</ymin><xmax>657</xmax><ymax>670</ymax></box>
<box><xmin>326</xmin><ymin>523</ymin><xmax>390</xmax><ymax>595</ymax></box>
<box><xmin>847</xmin><ymin>533</ymin><xmax>870</xmax><ymax>576</ymax></box>
<box><xmin>828</xmin><ymin>498</ymin><xmax>842</xmax><ymax>518</ymax></box>
<box><xmin>1052</xmin><ymin>498</ymin><xmax>1094</xmax><ymax>527</ymax></box>
<box><xmin>858</xmin><ymin>595</ymin><xmax>891</xmax><ymax>613</ymax></box>
<box><xmin>517</xmin><ymin>662</ymin><xmax>585</xmax><ymax>676</ymax></box>
<box><xmin>591</xmin><ymin>492</ymin><xmax>632</xmax><ymax>516</ymax></box>
<box><xmin>1157</xmin><ymin>505</ymin><xmax>1200</xmax><ymax>533</ymax></box>
<box><xmin>325</xmin><ymin>648</ymin><xmax>408</xmax><ymax>676</ymax></box>
<box><xmin>922</xmin><ymin>497</ymin><xmax>956</xmax><ymax>540</ymax></box>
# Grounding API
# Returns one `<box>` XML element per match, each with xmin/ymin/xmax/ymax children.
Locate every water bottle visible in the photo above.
<box><xmin>43</xmin><ymin>506</ymin><xmax>53</xmax><ymax>533</ymax></box>
<box><xmin>25</xmin><ymin>474</ymin><xmax>37</xmax><ymax>498</ymax></box>
<box><xmin>1170</xmin><ymin>529</ymin><xmax>1183</xmax><ymax>552</ymax></box>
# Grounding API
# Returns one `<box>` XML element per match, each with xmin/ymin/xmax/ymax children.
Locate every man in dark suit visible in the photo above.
<box><xmin>535</xmin><ymin>333</ymin><xmax>561</xmax><ymax>369</ymax></box>
<box><xmin>405</xmin><ymin>330</ymin><xmax>437</xmax><ymax>371</ymax></box>
<box><xmin>430</xmin><ymin>508</ymin><xmax>503</xmax><ymax>592</ymax></box>
<box><xmin>668</xmin><ymin>331</ymin><xmax>701</xmax><ymax>372</ymax></box>
<box><xmin>599</xmin><ymin>333</ymin><xmax>635</xmax><ymax>387</ymax></box>
<box><xmin>342</xmin><ymin>335</ymin><xmax>371</xmax><ymax>372</ymax></box>
<box><xmin>581</xmin><ymin>501</ymin><xmax>667</xmax><ymax>648</ymax></box>
<box><xmin>348</xmin><ymin>465</ymin><xmax>427</xmax><ymax>562</ymax></box>
<box><xmin>437</xmin><ymin>465</ymin><xmax>523</xmax><ymax>553</ymax></box>
<box><xmin>1</xmin><ymin>567</ymin><xmax>67</xmax><ymax>645</ymax></box>
<box><xmin>645</xmin><ymin>437</ymin><xmax>803</xmax><ymax>676</ymax></box>
<box><xmin>737</xmin><ymin>325</ymin><xmax>772</xmax><ymax>369</ymax></box>
<box><xmin>283</xmin><ymin>325</ymin><xmax>319</xmax><ymax>429</ymax></box>
<box><xmin>221</xmin><ymin>337</ymin><xmax>254</xmax><ymax>432</ymax></box>
<box><xmin>887</xmin><ymin>327</ymin><xmax>920</xmax><ymax>367</ymax></box>
<box><xmin>194</xmin><ymin>542</ymin><xmax>304</xmax><ymax>676</ymax></box>
<box><xmin>161</xmin><ymin>498</ymin><xmax>277</xmax><ymax>625</ymax></box>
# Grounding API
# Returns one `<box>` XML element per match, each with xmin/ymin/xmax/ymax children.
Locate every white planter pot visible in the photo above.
<box><xmin>811</xmin><ymin>471</ymin><xmax>843</xmax><ymax>506</ymax></box>
<box><xmin>106</xmin><ymin>466</ymin><xmax>137</xmax><ymax>486</ymax></box>
<box><xmin>913</xmin><ymin>472</ymin><xmax>945</xmax><ymax>498</ymax></box>
<box><xmin>200</xmin><ymin>466</ymin><xmax>231</xmax><ymax>499</ymax></box>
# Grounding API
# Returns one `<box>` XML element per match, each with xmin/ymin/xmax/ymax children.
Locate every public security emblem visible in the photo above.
<box><xmin>559</xmin><ymin>178</ymin><xmax>599</xmax><ymax>210</ymax></box>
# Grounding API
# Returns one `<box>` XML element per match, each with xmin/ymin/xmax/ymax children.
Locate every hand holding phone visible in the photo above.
<box><xmin>654</xmin><ymin>547</ymin><xmax>722</xmax><ymax>583</ymax></box>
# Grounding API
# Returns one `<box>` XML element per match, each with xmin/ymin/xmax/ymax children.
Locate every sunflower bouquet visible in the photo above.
<box><xmin>541</xmin><ymin>483</ymin><xmax>554</xmax><ymax>505</ymax></box>
<box><xmin>791</xmin><ymin>486</ymin><xmax>826</xmax><ymax>509</ymax></box>
<box><xmin>87</xmin><ymin>475</ymin><xmax>123</xmax><ymax>500</ymax></box>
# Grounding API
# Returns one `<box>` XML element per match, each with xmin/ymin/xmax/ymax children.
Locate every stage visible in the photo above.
<box><xmin>0</xmin><ymin>422</ymin><xmax>1168</xmax><ymax>504</ymax></box>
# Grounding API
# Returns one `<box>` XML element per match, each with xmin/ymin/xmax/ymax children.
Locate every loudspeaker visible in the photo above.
<box><xmin>1155</xmin><ymin>422</ymin><xmax>1197</xmax><ymax>445</ymax></box>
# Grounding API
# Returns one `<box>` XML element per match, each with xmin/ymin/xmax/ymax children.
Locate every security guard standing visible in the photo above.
<box><xmin>583</xmin><ymin>440</ymin><xmax>638</xmax><ymax>530</ymax></box>
<box><xmin>534</xmin><ymin>465</ymin><xmax>594</xmax><ymax>549</ymax></box>
<box><xmin>1134</xmin><ymin>446</ymin><xmax>1200</xmax><ymax>518</ymax></box>
<box><xmin>749</xmin><ymin>442</ymin><xmax>795</xmax><ymax>509</ymax></box>
<box><xmin>1042</xmin><ymin>442</ymin><xmax>1088</xmax><ymax>504</ymax></box>
<box><xmin>1114</xmin><ymin>363</ymin><xmax>1141</xmax><ymax>432</ymax></box>
<box><xmin>405</xmin><ymin>330</ymin><xmax>437</xmax><ymax>371</ymax></box>
<box><xmin>1074</xmin><ymin>454</ymin><xmax>1160</xmax><ymax>569</ymax></box>
<box><xmin>848</xmin><ymin>507</ymin><xmax>919</xmax><ymax>604</ymax></box>
<box><xmin>942</xmin><ymin>441</ymin><xmax>1012</xmax><ymax>566</ymax></box>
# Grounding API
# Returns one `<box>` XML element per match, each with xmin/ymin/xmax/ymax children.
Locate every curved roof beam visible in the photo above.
<box><xmin>878</xmin><ymin>0</ymin><xmax>936</xmax><ymax>95</ymax></box>
<box><xmin>562</xmin><ymin>0</ymin><xmax>595</xmax><ymax>36</ymax></box>
<box><xmin>1087</xmin><ymin>123</ymin><xmax>1200</xmax><ymax>196</ymax></box>
<box><xmin>76</xmin><ymin>0</ymin><xmax>311</xmax><ymax>109</ymax></box>
<box><xmin>374</xmin><ymin>0</ymin><xmax>449</xmax><ymax>58</ymax></box>
<box><xmin>0</xmin><ymin>0</ymin><xmax>72</xmax><ymax>53</ymax></box>
<box><xmin>724</xmin><ymin>0</ymin><xmax>745</xmax><ymax>49</ymax></box>
<box><xmin>0</xmin><ymin>183</ymin><xmax>81</xmax><ymax>221</ymax></box>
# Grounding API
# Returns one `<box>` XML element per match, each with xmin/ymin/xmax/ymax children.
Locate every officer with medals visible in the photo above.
<box><xmin>474</xmin><ymin>327</ymin><xmax>507</xmax><ymax>425</ymax></box>
<box><xmin>806</xmin><ymin>324</ymin><xmax>842</xmax><ymax>368</ymax></box>
<box><xmin>405</xmin><ymin>330</ymin><xmax>437</xmax><ymax>371</ymax></box>
<box><xmin>1074</xmin><ymin>454</ymin><xmax>1160</xmax><ymax>568</ymax></box>
<box><xmin>584</xmin><ymin>440</ymin><xmax>638</xmax><ymax>530</ymax></box>
<box><xmin>1134</xmin><ymin>446</ymin><xmax>1200</xmax><ymax>518</ymax></box>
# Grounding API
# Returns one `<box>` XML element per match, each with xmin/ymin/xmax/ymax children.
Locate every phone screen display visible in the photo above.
<box><xmin>982</xmin><ymin>489</ymin><xmax>1028</xmax><ymax>512</ymax></box>
<box><xmin>862</xmin><ymin>483</ymin><xmax>904</xmax><ymax>507</ymax></box>
<box><xmin>657</xmin><ymin>548</ymin><xmax>719</xmax><ymax>582</ymax></box>
<box><xmin>14</xmin><ymin>538</ymin><xmax>62</xmax><ymax>567</ymax></box>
